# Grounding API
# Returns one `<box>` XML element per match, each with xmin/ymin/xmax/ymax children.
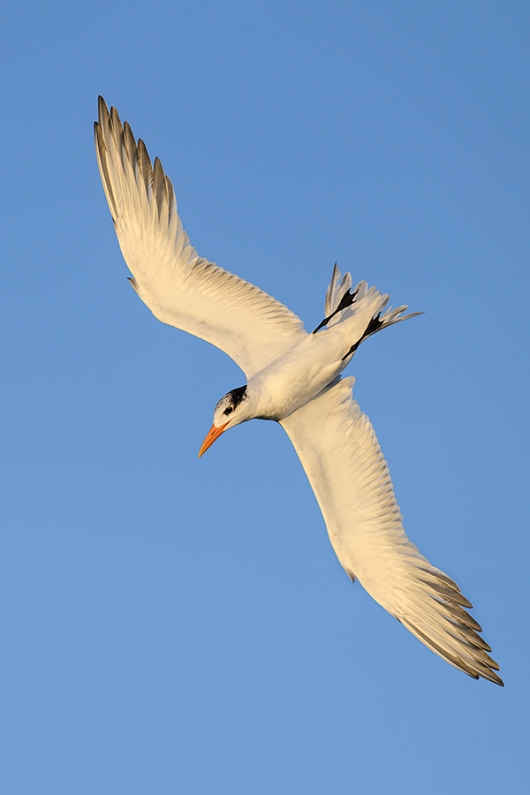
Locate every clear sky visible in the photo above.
<box><xmin>0</xmin><ymin>1</ymin><xmax>528</xmax><ymax>792</ymax></box>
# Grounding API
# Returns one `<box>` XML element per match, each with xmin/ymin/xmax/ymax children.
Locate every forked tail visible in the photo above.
<box><xmin>313</xmin><ymin>263</ymin><xmax>422</xmax><ymax>359</ymax></box>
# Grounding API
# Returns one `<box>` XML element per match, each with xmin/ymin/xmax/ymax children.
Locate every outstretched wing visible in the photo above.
<box><xmin>95</xmin><ymin>97</ymin><xmax>306</xmax><ymax>378</ymax></box>
<box><xmin>281</xmin><ymin>378</ymin><xmax>502</xmax><ymax>685</ymax></box>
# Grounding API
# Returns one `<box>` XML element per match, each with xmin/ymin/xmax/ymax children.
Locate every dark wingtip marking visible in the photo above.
<box><xmin>345</xmin><ymin>568</ymin><xmax>357</xmax><ymax>583</ymax></box>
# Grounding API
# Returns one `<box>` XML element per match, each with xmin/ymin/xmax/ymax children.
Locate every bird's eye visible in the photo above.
<box><xmin>223</xmin><ymin>407</ymin><xmax>233</xmax><ymax>416</ymax></box>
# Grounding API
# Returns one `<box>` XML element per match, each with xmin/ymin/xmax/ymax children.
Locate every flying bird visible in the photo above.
<box><xmin>95</xmin><ymin>96</ymin><xmax>502</xmax><ymax>685</ymax></box>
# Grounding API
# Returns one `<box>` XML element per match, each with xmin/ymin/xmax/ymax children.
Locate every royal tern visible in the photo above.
<box><xmin>95</xmin><ymin>97</ymin><xmax>502</xmax><ymax>685</ymax></box>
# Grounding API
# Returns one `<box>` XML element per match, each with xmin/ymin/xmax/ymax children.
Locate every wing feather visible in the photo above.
<box><xmin>280</xmin><ymin>378</ymin><xmax>502</xmax><ymax>685</ymax></box>
<box><xmin>95</xmin><ymin>97</ymin><xmax>306</xmax><ymax>377</ymax></box>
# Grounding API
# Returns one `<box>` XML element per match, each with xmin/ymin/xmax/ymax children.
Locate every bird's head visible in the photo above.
<box><xmin>198</xmin><ymin>385</ymin><xmax>249</xmax><ymax>457</ymax></box>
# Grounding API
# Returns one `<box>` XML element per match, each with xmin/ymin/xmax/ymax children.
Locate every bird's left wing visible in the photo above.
<box><xmin>280</xmin><ymin>378</ymin><xmax>503</xmax><ymax>684</ymax></box>
<box><xmin>95</xmin><ymin>97</ymin><xmax>306</xmax><ymax>378</ymax></box>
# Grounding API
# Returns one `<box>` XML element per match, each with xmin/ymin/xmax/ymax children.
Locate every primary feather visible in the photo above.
<box><xmin>281</xmin><ymin>379</ymin><xmax>502</xmax><ymax>685</ymax></box>
<box><xmin>95</xmin><ymin>97</ymin><xmax>306</xmax><ymax>378</ymax></box>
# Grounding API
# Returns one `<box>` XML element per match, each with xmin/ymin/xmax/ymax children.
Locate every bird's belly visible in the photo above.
<box><xmin>251</xmin><ymin>335</ymin><xmax>347</xmax><ymax>420</ymax></box>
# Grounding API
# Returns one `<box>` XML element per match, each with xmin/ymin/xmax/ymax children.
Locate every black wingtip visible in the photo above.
<box><xmin>97</xmin><ymin>95</ymin><xmax>108</xmax><ymax>118</ymax></box>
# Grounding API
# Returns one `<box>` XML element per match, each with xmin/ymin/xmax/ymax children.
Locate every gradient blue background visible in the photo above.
<box><xmin>1</xmin><ymin>2</ymin><xmax>528</xmax><ymax>792</ymax></box>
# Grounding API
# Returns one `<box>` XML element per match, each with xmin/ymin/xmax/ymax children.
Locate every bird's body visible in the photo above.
<box><xmin>95</xmin><ymin>97</ymin><xmax>503</xmax><ymax>685</ymax></box>
<box><xmin>242</xmin><ymin>330</ymin><xmax>359</xmax><ymax>421</ymax></box>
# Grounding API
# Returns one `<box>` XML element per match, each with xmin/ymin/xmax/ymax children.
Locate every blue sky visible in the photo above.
<box><xmin>1</xmin><ymin>1</ymin><xmax>528</xmax><ymax>792</ymax></box>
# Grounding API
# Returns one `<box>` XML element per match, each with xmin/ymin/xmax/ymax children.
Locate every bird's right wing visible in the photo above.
<box><xmin>95</xmin><ymin>97</ymin><xmax>306</xmax><ymax>378</ymax></box>
<box><xmin>280</xmin><ymin>377</ymin><xmax>502</xmax><ymax>684</ymax></box>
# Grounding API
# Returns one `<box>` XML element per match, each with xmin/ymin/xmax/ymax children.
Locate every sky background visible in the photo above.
<box><xmin>0</xmin><ymin>1</ymin><xmax>528</xmax><ymax>793</ymax></box>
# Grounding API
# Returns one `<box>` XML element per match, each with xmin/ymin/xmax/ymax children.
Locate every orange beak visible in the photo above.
<box><xmin>198</xmin><ymin>422</ymin><xmax>229</xmax><ymax>458</ymax></box>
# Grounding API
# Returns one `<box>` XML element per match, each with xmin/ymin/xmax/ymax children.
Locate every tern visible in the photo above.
<box><xmin>95</xmin><ymin>97</ymin><xmax>502</xmax><ymax>685</ymax></box>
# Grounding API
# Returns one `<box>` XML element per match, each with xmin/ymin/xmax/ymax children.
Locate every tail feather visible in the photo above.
<box><xmin>318</xmin><ymin>264</ymin><xmax>423</xmax><ymax>358</ymax></box>
<box><xmin>324</xmin><ymin>263</ymin><xmax>353</xmax><ymax>318</ymax></box>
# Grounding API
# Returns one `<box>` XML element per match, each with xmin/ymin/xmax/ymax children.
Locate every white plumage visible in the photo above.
<box><xmin>95</xmin><ymin>97</ymin><xmax>502</xmax><ymax>685</ymax></box>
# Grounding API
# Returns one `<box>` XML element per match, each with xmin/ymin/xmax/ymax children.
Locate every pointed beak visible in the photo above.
<box><xmin>198</xmin><ymin>422</ymin><xmax>229</xmax><ymax>458</ymax></box>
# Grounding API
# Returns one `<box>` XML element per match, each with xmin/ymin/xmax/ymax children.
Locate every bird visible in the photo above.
<box><xmin>94</xmin><ymin>96</ymin><xmax>502</xmax><ymax>686</ymax></box>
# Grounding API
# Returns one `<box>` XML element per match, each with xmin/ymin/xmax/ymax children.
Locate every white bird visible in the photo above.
<box><xmin>95</xmin><ymin>97</ymin><xmax>502</xmax><ymax>685</ymax></box>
